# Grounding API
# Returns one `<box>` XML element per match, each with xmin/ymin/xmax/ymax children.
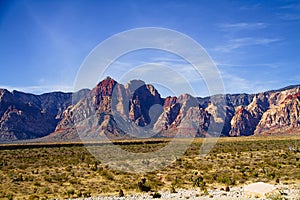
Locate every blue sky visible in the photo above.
<box><xmin>0</xmin><ymin>0</ymin><xmax>300</xmax><ymax>96</ymax></box>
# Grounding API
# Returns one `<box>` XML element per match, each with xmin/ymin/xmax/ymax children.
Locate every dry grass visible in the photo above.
<box><xmin>0</xmin><ymin>135</ymin><xmax>299</xmax><ymax>199</ymax></box>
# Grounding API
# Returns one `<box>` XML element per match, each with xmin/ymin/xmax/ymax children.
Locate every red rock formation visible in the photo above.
<box><xmin>229</xmin><ymin>86</ymin><xmax>300</xmax><ymax>136</ymax></box>
<box><xmin>1</xmin><ymin>77</ymin><xmax>300</xmax><ymax>142</ymax></box>
<box><xmin>229</xmin><ymin>106</ymin><xmax>257</xmax><ymax>136</ymax></box>
<box><xmin>153</xmin><ymin>96</ymin><xmax>180</xmax><ymax>131</ymax></box>
<box><xmin>255</xmin><ymin>90</ymin><xmax>300</xmax><ymax>135</ymax></box>
<box><xmin>0</xmin><ymin>89</ymin><xmax>74</xmax><ymax>141</ymax></box>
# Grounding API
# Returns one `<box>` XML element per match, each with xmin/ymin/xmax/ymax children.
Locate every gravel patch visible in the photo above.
<box><xmin>71</xmin><ymin>184</ymin><xmax>299</xmax><ymax>200</ymax></box>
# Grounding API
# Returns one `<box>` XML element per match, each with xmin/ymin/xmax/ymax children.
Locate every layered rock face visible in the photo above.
<box><xmin>154</xmin><ymin>94</ymin><xmax>211</xmax><ymax>137</ymax></box>
<box><xmin>229</xmin><ymin>93</ymin><xmax>269</xmax><ymax>136</ymax></box>
<box><xmin>229</xmin><ymin>106</ymin><xmax>258</xmax><ymax>136</ymax></box>
<box><xmin>229</xmin><ymin>86</ymin><xmax>300</xmax><ymax>136</ymax></box>
<box><xmin>0</xmin><ymin>77</ymin><xmax>299</xmax><ymax>142</ymax></box>
<box><xmin>53</xmin><ymin>78</ymin><xmax>165</xmax><ymax>140</ymax></box>
<box><xmin>254</xmin><ymin>91</ymin><xmax>300</xmax><ymax>134</ymax></box>
<box><xmin>0</xmin><ymin>89</ymin><xmax>74</xmax><ymax>140</ymax></box>
<box><xmin>126</xmin><ymin>80</ymin><xmax>163</xmax><ymax>126</ymax></box>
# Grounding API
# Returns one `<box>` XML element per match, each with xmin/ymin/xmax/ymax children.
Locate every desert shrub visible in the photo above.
<box><xmin>99</xmin><ymin>169</ymin><xmax>114</xmax><ymax>180</ymax></box>
<box><xmin>13</xmin><ymin>174</ymin><xmax>23</xmax><ymax>182</ymax></box>
<box><xmin>251</xmin><ymin>171</ymin><xmax>259</xmax><ymax>178</ymax></box>
<box><xmin>267</xmin><ymin>193</ymin><xmax>286</xmax><ymax>200</ymax></box>
<box><xmin>24</xmin><ymin>175</ymin><xmax>34</xmax><ymax>182</ymax></box>
<box><xmin>153</xmin><ymin>192</ymin><xmax>161</xmax><ymax>198</ymax></box>
<box><xmin>118</xmin><ymin>189</ymin><xmax>124</xmax><ymax>197</ymax></box>
<box><xmin>266</xmin><ymin>171</ymin><xmax>276</xmax><ymax>179</ymax></box>
<box><xmin>91</xmin><ymin>161</ymin><xmax>100</xmax><ymax>171</ymax></box>
<box><xmin>76</xmin><ymin>191</ymin><xmax>82</xmax><ymax>198</ymax></box>
<box><xmin>83</xmin><ymin>191</ymin><xmax>91</xmax><ymax>198</ymax></box>
<box><xmin>217</xmin><ymin>175</ymin><xmax>236</xmax><ymax>186</ymax></box>
<box><xmin>33</xmin><ymin>181</ymin><xmax>41</xmax><ymax>186</ymax></box>
<box><xmin>66</xmin><ymin>189</ymin><xmax>75</xmax><ymax>197</ymax></box>
<box><xmin>69</xmin><ymin>178</ymin><xmax>80</xmax><ymax>185</ymax></box>
<box><xmin>28</xmin><ymin>195</ymin><xmax>39</xmax><ymax>200</ymax></box>
<box><xmin>169</xmin><ymin>176</ymin><xmax>179</xmax><ymax>193</ymax></box>
<box><xmin>192</xmin><ymin>176</ymin><xmax>206</xmax><ymax>190</ymax></box>
<box><xmin>7</xmin><ymin>194</ymin><xmax>13</xmax><ymax>200</ymax></box>
<box><xmin>42</xmin><ymin>187</ymin><xmax>51</xmax><ymax>194</ymax></box>
<box><xmin>138</xmin><ymin>178</ymin><xmax>151</xmax><ymax>192</ymax></box>
<box><xmin>170</xmin><ymin>186</ymin><xmax>176</xmax><ymax>193</ymax></box>
<box><xmin>65</xmin><ymin>165</ymin><xmax>72</xmax><ymax>172</ymax></box>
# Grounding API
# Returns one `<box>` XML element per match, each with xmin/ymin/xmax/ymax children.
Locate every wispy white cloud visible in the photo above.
<box><xmin>0</xmin><ymin>84</ymin><xmax>73</xmax><ymax>94</ymax></box>
<box><xmin>220</xmin><ymin>71</ymin><xmax>279</xmax><ymax>94</ymax></box>
<box><xmin>239</xmin><ymin>4</ymin><xmax>261</xmax><ymax>10</ymax></box>
<box><xmin>215</xmin><ymin>62</ymin><xmax>285</xmax><ymax>69</ymax></box>
<box><xmin>108</xmin><ymin>58</ymin><xmax>203</xmax><ymax>84</ymax></box>
<box><xmin>288</xmin><ymin>75</ymin><xmax>300</xmax><ymax>82</ymax></box>
<box><xmin>213</xmin><ymin>37</ymin><xmax>282</xmax><ymax>53</ymax></box>
<box><xmin>278</xmin><ymin>13</ymin><xmax>300</xmax><ymax>21</ymax></box>
<box><xmin>102</xmin><ymin>54</ymin><xmax>223</xmax><ymax>97</ymax></box>
<box><xmin>277</xmin><ymin>3</ymin><xmax>300</xmax><ymax>21</ymax></box>
<box><xmin>219</xmin><ymin>22</ymin><xmax>268</xmax><ymax>30</ymax></box>
<box><xmin>220</xmin><ymin>71</ymin><xmax>252</xmax><ymax>93</ymax></box>
<box><xmin>279</xmin><ymin>3</ymin><xmax>300</xmax><ymax>10</ymax></box>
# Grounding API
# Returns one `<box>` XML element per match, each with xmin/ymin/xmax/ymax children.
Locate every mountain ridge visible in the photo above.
<box><xmin>0</xmin><ymin>78</ymin><xmax>299</xmax><ymax>142</ymax></box>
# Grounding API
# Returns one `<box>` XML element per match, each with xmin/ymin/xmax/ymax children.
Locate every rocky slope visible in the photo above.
<box><xmin>0</xmin><ymin>89</ymin><xmax>72</xmax><ymax>140</ymax></box>
<box><xmin>254</xmin><ymin>90</ymin><xmax>300</xmax><ymax>135</ymax></box>
<box><xmin>0</xmin><ymin>77</ymin><xmax>299</xmax><ymax>141</ymax></box>
<box><xmin>229</xmin><ymin>85</ymin><xmax>300</xmax><ymax>136</ymax></box>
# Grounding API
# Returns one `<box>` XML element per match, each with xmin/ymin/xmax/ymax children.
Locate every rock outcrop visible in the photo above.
<box><xmin>229</xmin><ymin>86</ymin><xmax>300</xmax><ymax>136</ymax></box>
<box><xmin>254</xmin><ymin>91</ymin><xmax>300</xmax><ymax>135</ymax></box>
<box><xmin>0</xmin><ymin>89</ymin><xmax>75</xmax><ymax>141</ymax></box>
<box><xmin>154</xmin><ymin>94</ymin><xmax>211</xmax><ymax>137</ymax></box>
<box><xmin>52</xmin><ymin>77</ymin><xmax>164</xmax><ymax>141</ymax></box>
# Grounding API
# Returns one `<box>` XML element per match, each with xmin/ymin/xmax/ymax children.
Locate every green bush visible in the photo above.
<box><xmin>138</xmin><ymin>178</ymin><xmax>151</xmax><ymax>192</ymax></box>
<box><xmin>7</xmin><ymin>194</ymin><xmax>13</xmax><ymax>200</ymax></box>
<box><xmin>28</xmin><ymin>194</ymin><xmax>39</xmax><ymax>200</ymax></box>
<box><xmin>119</xmin><ymin>189</ymin><xmax>124</xmax><ymax>197</ymax></box>
<box><xmin>153</xmin><ymin>192</ymin><xmax>161</xmax><ymax>198</ymax></box>
<box><xmin>192</xmin><ymin>176</ymin><xmax>206</xmax><ymax>191</ymax></box>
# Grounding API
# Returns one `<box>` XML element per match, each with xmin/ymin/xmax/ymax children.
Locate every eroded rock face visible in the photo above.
<box><xmin>54</xmin><ymin>77</ymin><xmax>164</xmax><ymax>140</ymax></box>
<box><xmin>229</xmin><ymin>93</ymin><xmax>269</xmax><ymax>136</ymax></box>
<box><xmin>0</xmin><ymin>89</ymin><xmax>74</xmax><ymax>141</ymax></box>
<box><xmin>154</xmin><ymin>94</ymin><xmax>211</xmax><ymax>137</ymax></box>
<box><xmin>127</xmin><ymin>81</ymin><xmax>163</xmax><ymax>126</ymax></box>
<box><xmin>54</xmin><ymin>77</ymin><xmax>124</xmax><ymax>139</ymax></box>
<box><xmin>179</xmin><ymin>106</ymin><xmax>211</xmax><ymax>137</ymax></box>
<box><xmin>254</xmin><ymin>91</ymin><xmax>300</xmax><ymax>135</ymax></box>
<box><xmin>229</xmin><ymin>106</ymin><xmax>258</xmax><ymax>136</ymax></box>
<box><xmin>228</xmin><ymin>86</ymin><xmax>300</xmax><ymax>136</ymax></box>
<box><xmin>153</xmin><ymin>96</ymin><xmax>180</xmax><ymax>131</ymax></box>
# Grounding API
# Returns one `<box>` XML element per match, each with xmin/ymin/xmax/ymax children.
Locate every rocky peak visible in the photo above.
<box><xmin>91</xmin><ymin>76</ymin><xmax>117</xmax><ymax>97</ymax></box>
<box><xmin>125</xmin><ymin>79</ymin><xmax>146</xmax><ymax>93</ymax></box>
<box><xmin>0</xmin><ymin>89</ymin><xmax>11</xmax><ymax>99</ymax></box>
<box><xmin>163</xmin><ymin>96</ymin><xmax>178</xmax><ymax>109</ymax></box>
<box><xmin>128</xmin><ymin>82</ymin><xmax>163</xmax><ymax>126</ymax></box>
<box><xmin>55</xmin><ymin>79</ymin><xmax>164</xmax><ymax>139</ymax></box>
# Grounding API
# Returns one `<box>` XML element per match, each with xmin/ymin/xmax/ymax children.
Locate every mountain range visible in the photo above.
<box><xmin>0</xmin><ymin>77</ymin><xmax>299</xmax><ymax>142</ymax></box>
